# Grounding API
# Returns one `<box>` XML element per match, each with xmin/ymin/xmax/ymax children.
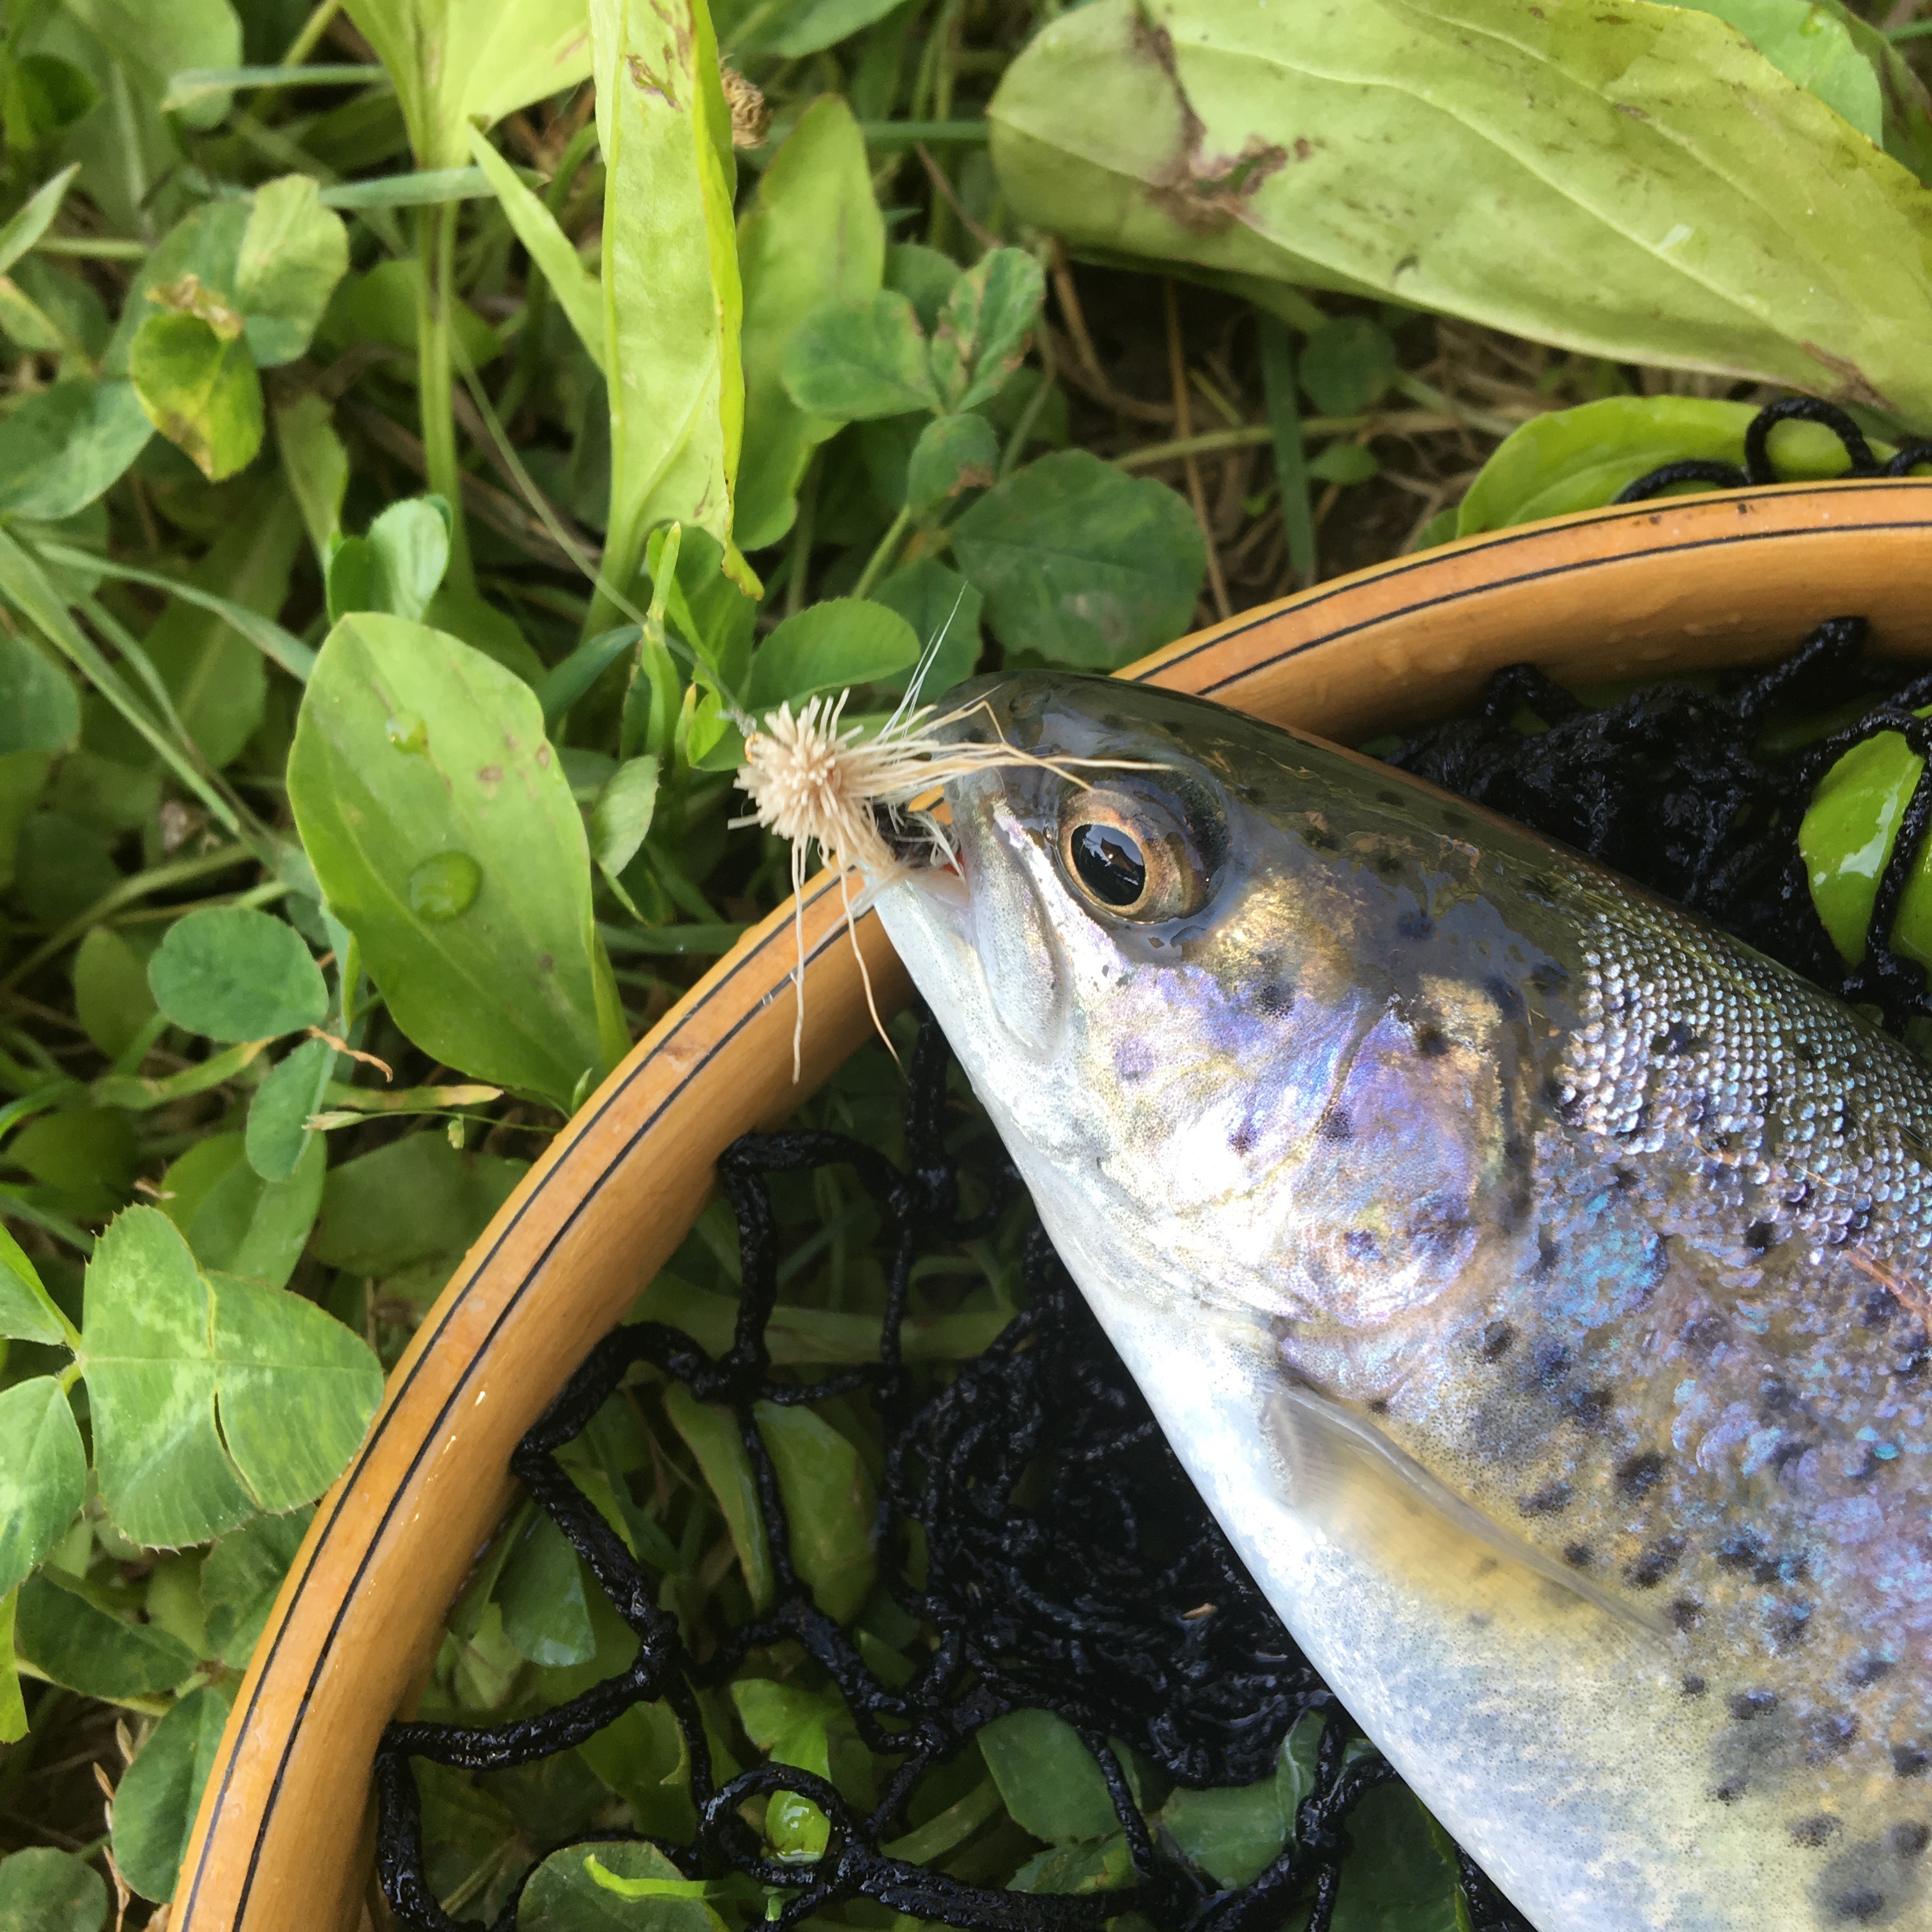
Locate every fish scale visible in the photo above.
<box><xmin>874</xmin><ymin>672</ymin><xmax>1932</xmax><ymax>1930</ymax></box>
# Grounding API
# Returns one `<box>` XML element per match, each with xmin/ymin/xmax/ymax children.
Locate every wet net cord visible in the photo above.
<box><xmin>372</xmin><ymin>1007</ymin><xmax>1491</xmax><ymax>1932</ymax></box>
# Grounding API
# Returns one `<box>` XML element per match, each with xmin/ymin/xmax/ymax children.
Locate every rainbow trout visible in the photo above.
<box><xmin>873</xmin><ymin>673</ymin><xmax>1932</xmax><ymax>1932</ymax></box>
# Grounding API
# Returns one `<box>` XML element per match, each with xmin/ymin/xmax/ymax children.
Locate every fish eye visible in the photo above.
<box><xmin>1057</xmin><ymin>786</ymin><xmax>1216</xmax><ymax>922</ymax></box>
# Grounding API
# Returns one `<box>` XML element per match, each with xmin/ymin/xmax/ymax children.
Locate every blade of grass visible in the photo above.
<box><xmin>1257</xmin><ymin>313</ymin><xmax>1315</xmax><ymax>588</ymax></box>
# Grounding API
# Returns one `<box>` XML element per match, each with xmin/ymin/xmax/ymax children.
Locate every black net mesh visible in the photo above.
<box><xmin>372</xmin><ymin>398</ymin><xmax>1932</xmax><ymax>1932</ymax></box>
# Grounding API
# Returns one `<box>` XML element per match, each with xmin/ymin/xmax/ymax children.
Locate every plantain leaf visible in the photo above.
<box><xmin>735</xmin><ymin>95</ymin><xmax>884</xmax><ymax>549</ymax></box>
<box><xmin>344</xmin><ymin>0</ymin><xmax>595</xmax><ymax>169</ymax></box>
<box><xmin>288</xmin><ymin>613</ymin><xmax>625</xmax><ymax>1108</ymax></box>
<box><xmin>1455</xmin><ymin>394</ymin><xmax>1876</xmax><ymax>535</ymax></box>
<box><xmin>988</xmin><ymin>0</ymin><xmax>1932</xmax><ymax>425</ymax></box>
<box><xmin>588</xmin><ymin>0</ymin><xmax>747</xmax><ymax>627</ymax></box>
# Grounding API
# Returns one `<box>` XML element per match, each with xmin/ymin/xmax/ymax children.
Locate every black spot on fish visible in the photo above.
<box><xmin>1517</xmin><ymin>1480</ymin><xmax>1572</xmax><ymax>1517</ymax></box>
<box><xmin>1531</xmin><ymin>1340</ymin><xmax>1570</xmax><ymax>1386</ymax></box>
<box><xmin>1892</xmin><ymin>1822</ymin><xmax>1931</xmax><ymax>1859</ymax></box>
<box><xmin>1440</xmin><ymin>808</ymin><xmax>1469</xmax><ymax>830</ymax></box>
<box><xmin>1562</xmin><ymin>1542</ymin><xmax>1593</xmax><ymax>1568</ymax></box>
<box><xmin>1745</xmin><ymin>1220</ymin><xmax>1781</xmax><ymax>1252</ymax></box>
<box><xmin>1809</xmin><ymin>1715</ymin><xmax>1859</xmax><ymax>1763</ymax></box>
<box><xmin>1318</xmin><ymin>1105</ymin><xmax>1352</xmax><ymax>1142</ymax></box>
<box><xmin>1851</xmin><ymin>1657</ymin><xmax>1896</xmax><ymax>1689</ymax></box>
<box><xmin>1256</xmin><ymin>978</ymin><xmax>1296</xmax><ymax>1018</ymax></box>
<box><xmin>1859</xmin><ymin>1285</ymin><xmax>1899</xmax><ymax>1328</ymax></box>
<box><xmin>1729</xmin><ymin>1690</ymin><xmax>1779</xmax><ymax>1722</ymax></box>
<box><xmin>1376</xmin><ymin>788</ymin><xmax>1403</xmax><ymax>807</ymax></box>
<box><xmin>1395</xmin><ymin>910</ymin><xmax>1435</xmax><ymax>941</ymax></box>
<box><xmin>1671</xmin><ymin>1597</ymin><xmax>1705</xmax><ymax>1632</ymax></box>
<box><xmin>1611</xmin><ymin>1165</ymin><xmax>1640</xmax><ymax>1192</ymax></box>
<box><xmin>1791</xmin><ymin>1815</ymin><xmax>1843</xmax><ymax>1848</ymax></box>
<box><xmin>1768</xmin><ymin>1437</ymin><xmax>1812</xmax><ymax>1476</ymax></box>
<box><xmin>1625</xmin><ymin>1535</ymin><xmax>1685</xmax><ymax>1590</ymax></box>
<box><xmin>1480</xmin><ymin>1321</ymin><xmax>1515</xmax><ymax>1362</ymax></box>
<box><xmin>1713</xmin><ymin>1779</ymin><xmax>1747</xmax><ymax>1804</ymax></box>
<box><xmin>1229</xmin><ymin>1119</ymin><xmax>1257</xmax><ymax>1156</ymax></box>
<box><xmin>1717</xmin><ymin>1531</ymin><xmax>1768</xmax><ymax>1574</ymax></box>
<box><xmin>1528</xmin><ymin>960</ymin><xmax>1568</xmax><ymax>993</ymax></box>
<box><xmin>1567</xmin><ymin>1387</ymin><xmax>1613</xmax><ymax>1432</ymax></box>
<box><xmin>1535</xmin><ymin>1229</ymin><xmax>1560</xmax><ymax>1273</ymax></box>
<box><xmin>1829</xmin><ymin>1885</ymin><xmax>1887</xmax><ymax>1923</ymax></box>
<box><xmin>1768</xmin><ymin>1602</ymin><xmax>1813</xmax><ymax>1648</ymax></box>
<box><xmin>1368</xmin><ymin>846</ymin><xmax>1403</xmax><ymax>877</ymax></box>
<box><xmin>1655</xmin><ymin>1018</ymin><xmax>1703</xmax><ymax>1057</ymax></box>
<box><xmin>1343</xmin><ymin>1229</ymin><xmax>1378</xmax><ymax>1261</ymax></box>
<box><xmin>1896</xmin><ymin>1745</ymin><xmax>1930</xmax><ymax>1779</ymax></box>
<box><xmin>1303</xmin><ymin>824</ymin><xmax>1339</xmax><ymax>853</ymax></box>
<box><xmin>1678</xmin><ymin>1314</ymin><xmax>1726</xmax><ymax>1358</ymax></box>
<box><xmin>1617</xmin><ymin>1450</ymin><xmax>1669</xmax><ymax>1498</ymax></box>
<box><xmin>1482</xmin><ymin>973</ymin><xmax>1526</xmax><ymax>1021</ymax></box>
<box><xmin>1414</xmin><ymin>1023</ymin><xmax>1450</xmax><ymax>1057</ymax></box>
<box><xmin>1113</xmin><ymin>1038</ymin><xmax>1154</xmax><ymax>1083</ymax></box>
<box><xmin>1682</xmin><ymin>1673</ymin><xmax>1706</xmax><ymax>1697</ymax></box>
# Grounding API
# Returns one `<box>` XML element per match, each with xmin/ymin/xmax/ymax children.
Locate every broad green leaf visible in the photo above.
<box><xmin>0</xmin><ymin>1846</ymin><xmax>107</xmax><ymax>1932</ymax></box>
<box><xmin>523</xmin><ymin>1840</ymin><xmax>728</xmax><ymax>1932</ymax></box>
<box><xmin>1009</xmin><ymin>1832</ymin><xmax>1134</xmax><ymax>1895</ymax></box>
<box><xmin>1675</xmin><ymin>0</ymin><xmax>1885</xmax><ymax>147</ymax></box>
<box><xmin>746</xmin><ymin>597</ymin><xmax>920</xmax><ymax>712</ymax></box>
<box><xmin>312</xmin><ymin>1131</ymin><xmax>525</xmax><ymax>1275</ymax></box>
<box><xmin>735</xmin><ymin>95</ymin><xmax>884</xmax><ymax>549</ymax></box>
<box><xmin>732</xmin><ymin>1680</ymin><xmax>834</xmax><ymax>1859</ymax></box>
<box><xmin>10</xmin><ymin>1108</ymin><xmax>136</xmax><ymax>1220</ymax></box>
<box><xmin>933</xmin><ymin>248</ymin><xmax>1045</xmax><ymax>413</ymax></box>
<box><xmin>321</xmin><ymin>259</ymin><xmax>505</xmax><ymax>371</ymax></box>
<box><xmin>102</xmin><ymin>201</ymin><xmax>250</xmax><ymax>378</ymax></box>
<box><xmin>1453</xmin><ymin>395</ymin><xmax>1869</xmax><ymax>535</ymax></box>
<box><xmin>0</xmin><ymin>1379</ymin><xmax>85</xmax><ymax>1597</ymax></box>
<box><xmin>0</xmin><ymin>165</ymin><xmax>79</xmax><ymax>279</ymax></box>
<box><xmin>128</xmin><ymin>312</ymin><xmax>263</xmax><ymax>482</ymax></box>
<box><xmin>79</xmin><ymin>1206</ymin><xmax>381</xmax><ymax>1546</ymax></box>
<box><xmin>13</xmin><ymin>1569</ymin><xmax>196</xmax><ymax>1703</ymax></box>
<box><xmin>590</xmin><ymin>755</ymin><xmax>659</xmax><ymax>886</ymax></box>
<box><xmin>988</xmin><ymin>0</ymin><xmax>1932</xmax><ymax>425</ymax></box>
<box><xmin>54</xmin><ymin>749</ymin><xmax>158</xmax><ymax>833</ymax></box>
<box><xmin>663</xmin><ymin>1383</ymin><xmax>772</xmax><ymax>1609</ymax></box>
<box><xmin>202</xmin><ymin>1505</ymin><xmax>310</xmax><ymax>1665</ymax></box>
<box><xmin>887</xmin><ymin>241</ymin><xmax>960</xmax><ymax>332</ymax></box>
<box><xmin>344</xmin><ymin>0</ymin><xmax>595</xmax><ymax>169</ymax></box>
<box><xmin>498</xmin><ymin>1512</ymin><xmax>596</xmax><ymax>1667</ymax></box>
<box><xmin>233</xmin><ymin>175</ymin><xmax>351</xmax><ymax>367</ymax></box>
<box><xmin>781</xmin><ymin>290</ymin><xmax>939</xmax><ymax>421</ymax></box>
<box><xmin>905</xmin><ymin>412</ymin><xmax>998</xmax><ymax>523</ymax></box>
<box><xmin>0</xmin><ymin>1224</ymin><xmax>70</xmax><ymax>1347</ymax></box>
<box><xmin>288</xmin><ymin>613</ymin><xmax>625</xmax><ymax>1108</ymax></box>
<box><xmin>870</xmin><ymin>558</ymin><xmax>983</xmax><ymax>699</ymax></box>
<box><xmin>1158</xmin><ymin>1775</ymin><xmax>1286</xmax><ymax>1889</ymax></box>
<box><xmin>0</xmin><ymin>379</ymin><xmax>152</xmax><ymax>522</ymax></box>
<box><xmin>590</xmin><ymin>0</ymin><xmax>748</xmax><ymax>627</ymax></box>
<box><xmin>1307</xmin><ymin>442</ymin><xmax>1379</xmax><ymax>486</ymax></box>
<box><xmin>1331</xmin><ymin>1785</ymin><xmax>1463</xmax><ymax>1932</ymax></box>
<box><xmin>465</xmin><ymin>125</ymin><xmax>605</xmax><ymax>372</ymax></box>
<box><xmin>755</xmin><ymin>1400</ymin><xmax>875</xmax><ymax>1623</ymax></box>
<box><xmin>63</xmin><ymin>0</ymin><xmax>240</xmax><ymax>130</ymax></box>
<box><xmin>326</xmin><ymin>496</ymin><xmax>452</xmax><ymax>624</ymax></box>
<box><xmin>134</xmin><ymin>486</ymin><xmax>303</xmax><ymax>768</ymax></box>
<box><xmin>158</xmin><ymin>1131</ymin><xmax>326</xmax><ymax>1290</ymax></box>
<box><xmin>979</xmin><ymin>1709</ymin><xmax>1119</xmax><ymax>1844</ymax></box>
<box><xmin>273</xmin><ymin>392</ymin><xmax>348</xmax><ymax>564</ymax></box>
<box><xmin>72</xmin><ymin>927</ymin><xmax>157</xmax><ymax>1060</ymax></box>
<box><xmin>951</xmin><ymin>450</ymin><xmax>1204</xmax><ymax>670</ymax></box>
<box><xmin>11</xmin><ymin>808</ymin><xmax>118</xmax><ymax>926</ymax></box>
<box><xmin>245</xmin><ymin>1036</ymin><xmax>337</xmax><ymax>1183</ymax></box>
<box><xmin>5</xmin><ymin>55</ymin><xmax>100</xmax><ymax>153</ymax></box>
<box><xmin>148</xmin><ymin>906</ymin><xmax>327</xmax><ymax>1044</ymax></box>
<box><xmin>1300</xmin><ymin>318</ymin><xmax>1397</xmax><ymax>415</ymax></box>
<box><xmin>0</xmin><ymin>632</ymin><xmax>77</xmax><ymax>754</ymax></box>
<box><xmin>111</xmin><ymin>1685</ymin><xmax>230</xmax><ymax>1903</ymax></box>
<box><xmin>1800</xmin><ymin>714</ymin><xmax>1932</xmax><ymax>970</ymax></box>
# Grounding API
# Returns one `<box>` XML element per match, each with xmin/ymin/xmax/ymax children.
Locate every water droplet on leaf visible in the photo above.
<box><xmin>408</xmin><ymin>851</ymin><xmax>480</xmax><ymax>922</ymax></box>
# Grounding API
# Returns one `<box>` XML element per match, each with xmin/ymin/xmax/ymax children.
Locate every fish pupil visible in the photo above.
<box><xmin>1070</xmin><ymin>822</ymin><xmax>1147</xmax><ymax>907</ymax></box>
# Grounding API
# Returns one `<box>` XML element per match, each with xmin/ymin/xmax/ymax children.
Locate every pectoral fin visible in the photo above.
<box><xmin>1268</xmin><ymin>1382</ymin><xmax>1668</xmax><ymax>1643</ymax></box>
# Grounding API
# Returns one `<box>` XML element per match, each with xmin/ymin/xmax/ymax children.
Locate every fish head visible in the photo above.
<box><xmin>877</xmin><ymin>671</ymin><xmax>1533</xmax><ymax>1394</ymax></box>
